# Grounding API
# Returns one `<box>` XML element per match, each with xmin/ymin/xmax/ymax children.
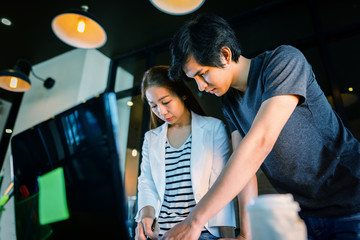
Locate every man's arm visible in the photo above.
<box><xmin>231</xmin><ymin>131</ymin><xmax>258</xmax><ymax>240</ymax></box>
<box><xmin>161</xmin><ymin>94</ymin><xmax>299</xmax><ymax>240</ymax></box>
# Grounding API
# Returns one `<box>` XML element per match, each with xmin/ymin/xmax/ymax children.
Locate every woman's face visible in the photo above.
<box><xmin>145</xmin><ymin>86</ymin><xmax>189</xmax><ymax>125</ymax></box>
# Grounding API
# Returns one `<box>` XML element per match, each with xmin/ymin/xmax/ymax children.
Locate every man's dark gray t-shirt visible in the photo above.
<box><xmin>222</xmin><ymin>45</ymin><xmax>360</xmax><ymax>217</ymax></box>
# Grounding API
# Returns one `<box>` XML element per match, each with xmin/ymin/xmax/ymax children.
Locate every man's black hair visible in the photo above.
<box><xmin>169</xmin><ymin>13</ymin><xmax>242</xmax><ymax>81</ymax></box>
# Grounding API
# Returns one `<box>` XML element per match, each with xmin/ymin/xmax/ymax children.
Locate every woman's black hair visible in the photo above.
<box><xmin>141</xmin><ymin>65</ymin><xmax>206</xmax><ymax>129</ymax></box>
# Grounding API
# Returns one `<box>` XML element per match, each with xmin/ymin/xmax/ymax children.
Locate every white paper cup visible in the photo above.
<box><xmin>246</xmin><ymin>194</ymin><xmax>307</xmax><ymax>240</ymax></box>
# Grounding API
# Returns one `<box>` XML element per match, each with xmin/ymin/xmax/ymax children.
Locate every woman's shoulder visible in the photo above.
<box><xmin>145</xmin><ymin>123</ymin><xmax>167</xmax><ymax>136</ymax></box>
<box><xmin>193</xmin><ymin>112</ymin><xmax>224</xmax><ymax>127</ymax></box>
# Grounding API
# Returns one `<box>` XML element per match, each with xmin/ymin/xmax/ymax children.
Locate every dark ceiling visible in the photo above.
<box><xmin>0</xmin><ymin>0</ymin><xmax>277</xmax><ymax>70</ymax></box>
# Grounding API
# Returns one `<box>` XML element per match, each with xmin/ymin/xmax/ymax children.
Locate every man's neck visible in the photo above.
<box><xmin>230</xmin><ymin>56</ymin><xmax>251</xmax><ymax>93</ymax></box>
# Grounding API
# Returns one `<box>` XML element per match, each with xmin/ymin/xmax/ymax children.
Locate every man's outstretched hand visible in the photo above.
<box><xmin>220</xmin><ymin>232</ymin><xmax>250</xmax><ymax>240</ymax></box>
<box><xmin>160</xmin><ymin>216</ymin><xmax>202</xmax><ymax>240</ymax></box>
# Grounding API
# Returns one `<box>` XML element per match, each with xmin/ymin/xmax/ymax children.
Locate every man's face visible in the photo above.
<box><xmin>183</xmin><ymin>55</ymin><xmax>232</xmax><ymax>97</ymax></box>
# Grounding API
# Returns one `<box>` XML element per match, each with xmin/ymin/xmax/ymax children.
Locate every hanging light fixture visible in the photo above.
<box><xmin>150</xmin><ymin>0</ymin><xmax>206</xmax><ymax>15</ymax></box>
<box><xmin>51</xmin><ymin>5</ymin><xmax>107</xmax><ymax>49</ymax></box>
<box><xmin>0</xmin><ymin>59</ymin><xmax>55</xmax><ymax>92</ymax></box>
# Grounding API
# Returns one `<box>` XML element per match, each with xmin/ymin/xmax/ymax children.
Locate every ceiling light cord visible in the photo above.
<box><xmin>30</xmin><ymin>70</ymin><xmax>56</xmax><ymax>89</ymax></box>
<box><xmin>16</xmin><ymin>58</ymin><xmax>56</xmax><ymax>90</ymax></box>
<box><xmin>30</xmin><ymin>69</ymin><xmax>46</xmax><ymax>82</ymax></box>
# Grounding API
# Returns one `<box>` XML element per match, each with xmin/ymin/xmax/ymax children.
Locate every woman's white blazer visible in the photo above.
<box><xmin>135</xmin><ymin>111</ymin><xmax>236</xmax><ymax>237</ymax></box>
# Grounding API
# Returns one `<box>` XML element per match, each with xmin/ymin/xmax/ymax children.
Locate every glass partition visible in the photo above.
<box><xmin>112</xmin><ymin>53</ymin><xmax>149</xmax><ymax>238</ymax></box>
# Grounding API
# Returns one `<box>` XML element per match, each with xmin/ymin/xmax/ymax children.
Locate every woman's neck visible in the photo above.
<box><xmin>168</xmin><ymin>110</ymin><xmax>191</xmax><ymax>129</ymax></box>
<box><xmin>167</xmin><ymin>111</ymin><xmax>192</xmax><ymax>148</ymax></box>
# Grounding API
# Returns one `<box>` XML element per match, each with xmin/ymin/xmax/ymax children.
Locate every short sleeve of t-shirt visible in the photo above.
<box><xmin>261</xmin><ymin>45</ymin><xmax>310</xmax><ymax>104</ymax></box>
<box><xmin>222</xmin><ymin>107</ymin><xmax>237</xmax><ymax>133</ymax></box>
<box><xmin>221</xmin><ymin>45</ymin><xmax>313</xmax><ymax>134</ymax></box>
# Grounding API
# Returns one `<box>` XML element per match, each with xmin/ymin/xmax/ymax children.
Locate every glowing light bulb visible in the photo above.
<box><xmin>131</xmin><ymin>149</ymin><xmax>138</xmax><ymax>157</ymax></box>
<box><xmin>1</xmin><ymin>18</ymin><xmax>12</xmax><ymax>26</ymax></box>
<box><xmin>348</xmin><ymin>87</ymin><xmax>353</xmax><ymax>92</ymax></box>
<box><xmin>10</xmin><ymin>77</ymin><xmax>18</xmax><ymax>88</ymax></box>
<box><xmin>77</xmin><ymin>19</ymin><xmax>86</xmax><ymax>33</ymax></box>
<box><xmin>127</xmin><ymin>101</ymin><xmax>134</xmax><ymax>106</ymax></box>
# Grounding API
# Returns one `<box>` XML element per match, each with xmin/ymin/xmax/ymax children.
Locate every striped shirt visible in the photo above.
<box><xmin>158</xmin><ymin>135</ymin><xmax>196</xmax><ymax>237</ymax></box>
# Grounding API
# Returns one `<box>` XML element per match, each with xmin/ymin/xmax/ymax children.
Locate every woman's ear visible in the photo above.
<box><xmin>220</xmin><ymin>46</ymin><xmax>232</xmax><ymax>64</ymax></box>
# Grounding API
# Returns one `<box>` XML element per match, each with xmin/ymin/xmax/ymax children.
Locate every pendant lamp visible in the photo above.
<box><xmin>0</xmin><ymin>59</ymin><xmax>55</xmax><ymax>92</ymax></box>
<box><xmin>150</xmin><ymin>0</ymin><xmax>205</xmax><ymax>15</ymax></box>
<box><xmin>0</xmin><ymin>59</ymin><xmax>31</xmax><ymax>92</ymax></box>
<box><xmin>51</xmin><ymin>5</ymin><xmax>107</xmax><ymax>49</ymax></box>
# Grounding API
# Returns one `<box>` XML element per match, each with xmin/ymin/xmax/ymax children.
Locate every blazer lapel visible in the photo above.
<box><xmin>190</xmin><ymin>112</ymin><xmax>207</xmax><ymax>197</ymax></box>
<box><xmin>149</xmin><ymin>124</ymin><xmax>167</xmax><ymax>202</ymax></box>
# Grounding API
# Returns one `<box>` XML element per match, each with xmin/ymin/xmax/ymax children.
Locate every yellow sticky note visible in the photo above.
<box><xmin>38</xmin><ymin>167</ymin><xmax>69</xmax><ymax>225</ymax></box>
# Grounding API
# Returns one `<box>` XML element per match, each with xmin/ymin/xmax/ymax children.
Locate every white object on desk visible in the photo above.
<box><xmin>246</xmin><ymin>194</ymin><xmax>307</xmax><ymax>240</ymax></box>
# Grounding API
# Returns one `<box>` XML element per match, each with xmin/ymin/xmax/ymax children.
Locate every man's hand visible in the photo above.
<box><xmin>160</xmin><ymin>217</ymin><xmax>202</xmax><ymax>240</ymax></box>
<box><xmin>135</xmin><ymin>217</ymin><xmax>159</xmax><ymax>240</ymax></box>
<box><xmin>219</xmin><ymin>238</ymin><xmax>244</xmax><ymax>240</ymax></box>
<box><xmin>220</xmin><ymin>231</ymin><xmax>251</xmax><ymax>240</ymax></box>
<box><xmin>220</xmin><ymin>234</ymin><xmax>248</xmax><ymax>240</ymax></box>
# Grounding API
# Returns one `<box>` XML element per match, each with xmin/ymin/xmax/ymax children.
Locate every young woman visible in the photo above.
<box><xmin>134</xmin><ymin>65</ymin><xmax>236</xmax><ymax>240</ymax></box>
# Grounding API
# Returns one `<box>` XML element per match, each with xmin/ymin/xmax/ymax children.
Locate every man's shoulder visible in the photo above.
<box><xmin>256</xmin><ymin>45</ymin><xmax>306</xmax><ymax>68</ymax></box>
<box><xmin>270</xmin><ymin>45</ymin><xmax>303</xmax><ymax>59</ymax></box>
<box><xmin>273</xmin><ymin>44</ymin><xmax>300</xmax><ymax>53</ymax></box>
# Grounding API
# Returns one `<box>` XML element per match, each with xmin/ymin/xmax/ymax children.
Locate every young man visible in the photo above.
<box><xmin>161</xmin><ymin>14</ymin><xmax>360</xmax><ymax>240</ymax></box>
